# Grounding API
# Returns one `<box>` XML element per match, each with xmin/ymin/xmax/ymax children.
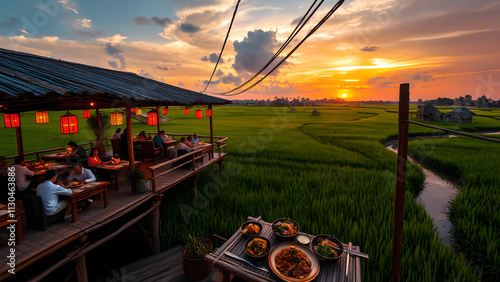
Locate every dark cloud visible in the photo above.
<box><xmin>179</xmin><ymin>23</ymin><xmax>201</xmax><ymax>33</ymax></box>
<box><xmin>215</xmin><ymin>70</ymin><xmax>224</xmax><ymax>77</ymax></box>
<box><xmin>232</xmin><ymin>29</ymin><xmax>280</xmax><ymax>74</ymax></box>
<box><xmin>367</xmin><ymin>76</ymin><xmax>387</xmax><ymax>85</ymax></box>
<box><xmin>203</xmin><ymin>79</ymin><xmax>221</xmax><ymax>85</ymax></box>
<box><xmin>361</xmin><ymin>46</ymin><xmax>380</xmax><ymax>52</ymax></box>
<box><xmin>412</xmin><ymin>72</ymin><xmax>435</xmax><ymax>82</ymax></box>
<box><xmin>178</xmin><ymin>81</ymin><xmax>184</xmax><ymax>86</ymax></box>
<box><xmin>104</xmin><ymin>43</ymin><xmax>126</xmax><ymax>69</ymax></box>
<box><xmin>201</xmin><ymin>53</ymin><xmax>224</xmax><ymax>64</ymax></box>
<box><xmin>151</xmin><ymin>17</ymin><xmax>172</xmax><ymax>27</ymax></box>
<box><xmin>138</xmin><ymin>70</ymin><xmax>152</xmax><ymax>78</ymax></box>
<box><xmin>133</xmin><ymin>16</ymin><xmax>150</xmax><ymax>26</ymax></box>
<box><xmin>0</xmin><ymin>17</ymin><xmax>19</xmax><ymax>27</ymax></box>
<box><xmin>379</xmin><ymin>81</ymin><xmax>396</xmax><ymax>88</ymax></box>
<box><xmin>220</xmin><ymin>72</ymin><xmax>242</xmax><ymax>85</ymax></box>
<box><xmin>291</xmin><ymin>17</ymin><xmax>302</xmax><ymax>26</ymax></box>
<box><xmin>72</xmin><ymin>30</ymin><xmax>104</xmax><ymax>37</ymax></box>
<box><xmin>156</xmin><ymin>66</ymin><xmax>169</xmax><ymax>71</ymax></box>
<box><xmin>108</xmin><ymin>61</ymin><xmax>118</xmax><ymax>68</ymax></box>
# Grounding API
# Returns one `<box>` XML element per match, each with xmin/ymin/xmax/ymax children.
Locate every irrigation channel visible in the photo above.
<box><xmin>385</xmin><ymin>131</ymin><xmax>500</xmax><ymax>246</ymax></box>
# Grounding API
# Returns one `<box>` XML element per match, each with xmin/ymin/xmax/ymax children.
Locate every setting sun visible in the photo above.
<box><xmin>342</xmin><ymin>94</ymin><xmax>347</xmax><ymax>98</ymax></box>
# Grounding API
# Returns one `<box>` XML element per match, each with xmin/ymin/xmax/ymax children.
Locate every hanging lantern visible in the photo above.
<box><xmin>3</xmin><ymin>113</ymin><xmax>20</xmax><ymax>128</ymax></box>
<box><xmin>131</xmin><ymin>108</ymin><xmax>136</xmax><ymax>112</ymax></box>
<box><xmin>60</xmin><ymin>112</ymin><xmax>79</xmax><ymax>134</ymax></box>
<box><xmin>35</xmin><ymin>111</ymin><xmax>49</xmax><ymax>124</ymax></box>
<box><xmin>110</xmin><ymin>110</ymin><xmax>123</xmax><ymax>126</ymax></box>
<box><xmin>184</xmin><ymin>107</ymin><xmax>189</xmax><ymax>115</ymax></box>
<box><xmin>162</xmin><ymin>107</ymin><xmax>168</xmax><ymax>115</ymax></box>
<box><xmin>83</xmin><ymin>110</ymin><xmax>91</xmax><ymax>119</ymax></box>
<box><xmin>206</xmin><ymin>108</ymin><xmax>212</xmax><ymax>117</ymax></box>
<box><xmin>195</xmin><ymin>109</ymin><xmax>203</xmax><ymax>119</ymax></box>
<box><xmin>147</xmin><ymin>110</ymin><xmax>158</xmax><ymax>126</ymax></box>
<box><xmin>136</xmin><ymin>108</ymin><xmax>142</xmax><ymax>115</ymax></box>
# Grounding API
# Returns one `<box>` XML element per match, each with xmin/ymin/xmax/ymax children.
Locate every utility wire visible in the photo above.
<box><xmin>201</xmin><ymin>0</ymin><xmax>241</xmax><ymax>94</ymax></box>
<box><xmin>219</xmin><ymin>0</ymin><xmax>345</xmax><ymax>96</ymax></box>
<box><xmin>214</xmin><ymin>0</ymin><xmax>322</xmax><ymax>95</ymax></box>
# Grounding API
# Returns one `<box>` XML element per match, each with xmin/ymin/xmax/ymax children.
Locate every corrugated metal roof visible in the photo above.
<box><xmin>0</xmin><ymin>48</ymin><xmax>229</xmax><ymax>111</ymax></box>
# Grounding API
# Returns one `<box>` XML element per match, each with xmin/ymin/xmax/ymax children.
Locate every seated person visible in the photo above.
<box><xmin>135</xmin><ymin>131</ymin><xmax>147</xmax><ymax>140</ymax></box>
<box><xmin>36</xmin><ymin>170</ymin><xmax>73</xmax><ymax>220</ymax></box>
<box><xmin>0</xmin><ymin>156</ymin><xmax>10</xmax><ymax>176</ymax></box>
<box><xmin>160</xmin><ymin>130</ymin><xmax>171</xmax><ymax>142</ymax></box>
<box><xmin>87</xmin><ymin>147</ymin><xmax>110</xmax><ymax>167</ymax></box>
<box><xmin>67</xmin><ymin>141</ymin><xmax>87</xmax><ymax>160</ymax></box>
<box><xmin>178</xmin><ymin>137</ymin><xmax>192</xmax><ymax>153</ymax></box>
<box><xmin>12</xmin><ymin>156</ymin><xmax>35</xmax><ymax>193</ymax></box>
<box><xmin>191</xmin><ymin>133</ymin><xmax>201</xmax><ymax>145</ymax></box>
<box><xmin>152</xmin><ymin>132</ymin><xmax>165</xmax><ymax>148</ymax></box>
<box><xmin>112</xmin><ymin>128</ymin><xmax>122</xmax><ymax>139</ymax></box>
<box><xmin>182</xmin><ymin>136</ymin><xmax>195</xmax><ymax>148</ymax></box>
<box><xmin>64</xmin><ymin>163</ymin><xmax>96</xmax><ymax>185</ymax></box>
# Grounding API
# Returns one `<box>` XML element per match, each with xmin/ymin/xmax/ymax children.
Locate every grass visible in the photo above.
<box><xmin>3</xmin><ymin>105</ymin><xmax>498</xmax><ymax>280</ymax></box>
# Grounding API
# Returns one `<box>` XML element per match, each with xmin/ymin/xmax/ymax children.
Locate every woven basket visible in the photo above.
<box><xmin>182</xmin><ymin>238</ymin><xmax>213</xmax><ymax>281</ymax></box>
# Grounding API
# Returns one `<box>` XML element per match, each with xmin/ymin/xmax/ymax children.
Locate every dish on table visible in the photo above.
<box><xmin>310</xmin><ymin>234</ymin><xmax>344</xmax><ymax>261</ymax></box>
<box><xmin>240</xmin><ymin>220</ymin><xmax>262</xmax><ymax>237</ymax></box>
<box><xmin>268</xmin><ymin>242</ymin><xmax>319</xmax><ymax>282</ymax></box>
<box><xmin>67</xmin><ymin>181</ymin><xmax>85</xmax><ymax>188</ymax></box>
<box><xmin>272</xmin><ymin>218</ymin><xmax>300</xmax><ymax>238</ymax></box>
<box><xmin>244</xmin><ymin>237</ymin><xmax>270</xmax><ymax>258</ymax></box>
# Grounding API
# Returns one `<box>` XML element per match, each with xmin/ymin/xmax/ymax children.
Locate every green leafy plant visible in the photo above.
<box><xmin>124</xmin><ymin>167</ymin><xmax>145</xmax><ymax>189</ymax></box>
<box><xmin>182</xmin><ymin>234</ymin><xmax>212</xmax><ymax>260</ymax></box>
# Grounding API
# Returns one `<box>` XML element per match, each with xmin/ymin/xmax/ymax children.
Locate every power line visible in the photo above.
<box><xmin>201</xmin><ymin>0</ymin><xmax>241</xmax><ymax>94</ymax></box>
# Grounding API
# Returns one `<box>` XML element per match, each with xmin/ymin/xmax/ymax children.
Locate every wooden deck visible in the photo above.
<box><xmin>0</xmin><ymin>152</ymin><xmax>227</xmax><ymax>280</ymax></box>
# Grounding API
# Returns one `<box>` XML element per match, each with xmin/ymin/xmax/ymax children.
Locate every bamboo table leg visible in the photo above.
<box><xmin>71</xmin><ymin>201</ymin><xmax>78</xmax><ymax>222</ymax></box>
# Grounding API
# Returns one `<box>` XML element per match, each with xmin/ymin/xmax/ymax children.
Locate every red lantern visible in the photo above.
<box><xmin>206</xmin><ymin>108</ymin><xmax>212</xmax><ymax>117</ymax></box>
<box><xmin>60</xmin><ymin>112</ymin><xmax>79</xmax><ymax>134</ymax></box>
<box><xmin>35</xmin><ymin>111</ymin><xmax>49</xmax><ymax>124</ymax></box>
<box><xmin>184</xmin><ymin>107</ymin><xmax>189</xmax><ymax>115</ymax></box>
<box><xmin>83</xmin><ymin>110</ymin><xmax>91</xmax><ymax>119</ymax></box>
<box><xmin>3</xmin><ymin>113</ymin><xmax>20</xmax><ymax>128</ymax></box>
<box><xmin>163</xmin><ymin>107</ymin><xmax>168</xmax><ymax>115</ymax></box>
<box><xmin>147</xmin><ymin>110</ymin><xmax>158</xmax><ymax>126</ymax></box>
<box><xmin>130</xmin><ymin>108</ymin><xmax>136</xmax><ymax>112</ymax></box>
<box><xmin>195</xmin><ymin>109</ymin><xmax>203</xmax><ymax>119</ymax></box>
<box><xmin>136</xmin><ymin>108</ymin><xmax>142</xmax><ymax>115</ymax></box>
<box><xmin>110</xmin><ymin>110</ymin><xmax>123</xmax><ymax>126</ymax></box>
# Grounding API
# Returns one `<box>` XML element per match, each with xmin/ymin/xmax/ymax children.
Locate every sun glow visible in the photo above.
<box><xmin>342</xmin><ymin>94</ymin><xmax>347</xmax><ymax>98</ymax></box>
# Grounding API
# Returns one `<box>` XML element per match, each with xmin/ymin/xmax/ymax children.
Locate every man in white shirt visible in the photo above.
<box><xmin>65</xmin><ymin>163</ymin><xmax>96</xmax><ymax>184</ymax></box>
<box><xmin>12</xmin><ymin>156</ymin><xmax>35</xmax><ymax>192</ymax></box>
<box><xmin>160</xmin><ymin>130</ymin><xmax>170</xmax><ymax>142</ymax></box>
<box><xmin>37</xmin><ymin>170</ymin><xmax>73</xmax><ymax>219</ymax></box>
<box><xmin>191</xmin><ymin>133</ymin><xmax>200</xmax><ymax>145</ymax></box>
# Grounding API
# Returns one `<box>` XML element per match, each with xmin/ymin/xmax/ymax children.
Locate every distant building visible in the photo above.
<box><xmin>312</xmin><ymin>109</ymin><xmax>321</xmax><ymax>116</ymax></box>
<box><xmin>416</xmin><ymin>102</ymin><xmax>441</xmax><ymax>121</ymax></box>
<box><xmin>445</xmin><ymin>107</ymin><xmax>476</xmax><ymax>123</ymax></box>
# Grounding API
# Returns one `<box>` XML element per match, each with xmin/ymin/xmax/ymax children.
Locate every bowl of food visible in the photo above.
<box><xmin>310</xmin><ymin>234</ymin><xmax>344</xmax><ymax>261</ymax></box>
<box><xmin>67</xmin><ymin>181</ymin><xmax>85</xmax><ymax>188</ymax></box>
<box><xmin>240</xmin><ymin>220</ymin><xmax>262</xmax><ymax>237</ymax></box>
<box><xmin>268</xmin><ymin>242</ymin><xmax>320</xmax><ymax>282</ymax></box>
<box><xmin>245</xmin><ymin>237</ymin><xmax>271</xmax><ymax>258</ymax></box>
<box><xmin>272</xmin><ymin>218</ymin><xmax>300</xmax><ymax>238</ymax></box>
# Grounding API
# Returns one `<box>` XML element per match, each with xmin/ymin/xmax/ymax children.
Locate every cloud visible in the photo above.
<box><xmin>220</xmin><ymin>72</ymin><xmax>242</xmax><ymax>85</ymax></box>
<box><xmin>108</xmin><ymin>61</ymin><xmax>118</xmax><ymax>68</ymax></box>
<box><xmin>203</xmin><ymin>79</ymin><xmax>221</xmax><ymax>85</ymax></box>
<box><xmin>74</xmin><ymin>18</ymin><xmax>92</xmax><ymax>29</ymax></box>
<box><xmin>133</xmin><ymin>16</ymin><xmax>173</xmax><ymax>27</ymax></box>
<box><xmin>57</xmin><ymin>0</ymin><xmax>79</xmax><ymax>14</ymax></box>
<box><xmin>367</xmin><ymin>76</ymin><xmax>387</xmax><ymax>85</ymax></box>
<box><xmin>291</xmin><ymin>17</ymin><xmax>302</xmax><ymax>26</ymax></box>
<box><xmin>104</xmin><ymin>43</ymin><xmax>126</xmax><ymax>69</ymax></box>
<box><xmin>361</xmin><ymin>46</ymin><xmax>380</xmax><ymax>52</ymax></box>
<box><xmin>412</xmin><ymin>71</ymin><xmax>435</xmax><ymax>82</ymax></box>
<box><xmin>156</xmin><ymin>66</ymin><xmax>169</xmax><ymax>71</ymax></box>
<box><xmin>0</xmin><ymin>17</ymin><xmax>19</xmax><ymax>27</ymax></box>
<box><xmin>42</xmin><ymin>36</ymin><xmax>59</xmax><ymax>43</ymax></box>
<box><xmin>72</xmin><ymin>30</ymin><xmax>104</xmax><ymax>37</ymax></box>
<box><xmin>178</xmin><ymin>82</ymin><xmax>185</xmax><ymax>86</ymax></box>
<box><xmin>97</xmin><ymin>34</ymin><xmax>127</xmax><ymax>43</ymax></box>
<box><xmin>201</xmin><ymin>53</ymin><xmax>223</xmax><ymax>63</ymax></box>
<box><xmin>215</xmin><ymin>70</ymin><xmax>224</xmax><ymax>77</ymax></box>
<box><xmin>232</xmin><ymin>29</ymin><xmax>280</xmax><ymax>74</ymax></box>
<box><xmin>179</xmin><ymin>23</ymin><xmax>201</xmax><ymax>33</ymax></box>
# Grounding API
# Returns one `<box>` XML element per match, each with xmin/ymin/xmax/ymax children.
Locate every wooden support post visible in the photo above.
<box><xmin>391</xmin><ymin>83</ymin><xmax>410</xmax><ymax>282</ymax></box>
<box><xmin>209</xmin><ymin>105</ymin><xmax>214</xmax><ymax>158</ymax></box>
<box><xmin>156</xmin><ymin>106</ymin><xmax>161</xmax><ymax>134</ymax></box>
<box><xmin>74</xmin><ymin>255</ymin><xmax>88</xmax><ymax>282</ymax></box>
<box><xmin>126</xmin><ymin>107</ymin><xmax>135</xmax><ymax>172</ymax></box>
<box><xmin>15</xmin><ymin>122</ymin><xmax>24</xmax><ymax>158</ymax></box>
<box><xmin>96</xmin><ymin>109</ymin><xmax>103</xmax><ymax>140</ymax></box>
<box><xmin>151</xmin><ymin>204</ymin><xmax>160</xmax><ymax>254</ymax></box>
<box><xmin>193</xmin><ymin>176</ymin><xmax>198</xmax><ymax>199</ymax></box>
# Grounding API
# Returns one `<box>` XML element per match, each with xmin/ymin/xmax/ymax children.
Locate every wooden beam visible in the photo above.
<box><xmin>74</xmin><ymin>255</ymin><xmax>88</xmax><ymax>282</ymax></box>
<box><xmin>126</xmin><ymin>107</ymin><xmax>135</xmax><ymax>172</ymax></box>
<box><xmin>391</xmin><ymin>83</ymin><xmax>410</xmax><ymax>282</ymax></box>
<box><xmin>96</xmin><ymin>109</ymin><xmax>103</xmax><ymax>140</ymax></box>
<box><xmin>209</xmin><ymin>105</ymin><xmax>214</xmax><ymax>158</ymax></box>
<box><xmin>156</xmin><ymin>106</ymin><xmax>160</xmax><ymax>134</ymax></box>
<box><xmin>151</xmin><ymin>204</ymin><xmax>160</xmax><ymax>254</ymax></box>
<box><xmin>15</xmin><ymin>118</ymin><xmax>24</xmax><ymax>157</ymax></box>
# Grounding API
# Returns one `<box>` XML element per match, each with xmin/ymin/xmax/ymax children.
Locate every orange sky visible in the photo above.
<box><xmin>1</xmin><ymin>0</ymin><xmax>499</xmax><ymax>101</ymax></box>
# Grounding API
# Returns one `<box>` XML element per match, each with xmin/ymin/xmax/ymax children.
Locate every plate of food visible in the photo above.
<box><xmin>310</xmin><ymin>234</ymin><xmax>344</xmax><ymax>261</ymax></box>
<box><xmin>272</xmin><ymin>218</ymin><xmax>300</xmax><ymax>238</ymax></box>
<box><xmin>245</xmin><ymin>237</ymin><xmax>271</xmax><ymax>258</ymax></box>
<box><xmin>268</xmin><ymin>242</ymin><xmax>320</xmax><ymax>282</ymax></box>
<box><xmin>240</xmin><ymin>220</ymin><xmax>263</xmax><ymax>237</ymax></box>
<box><xmin>66</xmin><ymin>181</ymin><xmax>85</xmax><ymax>188</ymax></box>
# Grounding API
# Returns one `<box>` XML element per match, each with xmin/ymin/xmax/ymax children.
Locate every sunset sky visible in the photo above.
<box><xmin>1</xmin><ymin>0</ymin><xmax>499</xmax><ymax>101</ymax></box>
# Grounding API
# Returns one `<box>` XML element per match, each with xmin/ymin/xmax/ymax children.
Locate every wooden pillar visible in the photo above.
<box><xmin>74</xmin><ymin>255</ymin><xmax>88</xmax><ymax>282</ymax></box>
<box><xmin>151</xmin><ymin>204</ymin><xmax>160</xmax><ymax>254</ymax></box>
<box><xmin>156</xmin><ymin>106</ymin><xmax>161</xmax><ymax>134</ymax></box>
<box><xmin>391</xmin><ymin>83</ymin><xmax>410</xmax><ymax>282</ymax></box>
<box><xmin>209</xmin><ymin>105</ymin><xmax>214</xmax><ymax>158</ymax></box>
<box><xmin>15</xmin><ymin>118</ymin><xmax>24</xmax><ymax>157</ymax></box>
<box><xmin>126</xmin><ymin>107</ymin><xmax>135</xmax><ymax>172</ymax></box>
<box><xmin>96</xmin><ymin>109</ymin><xmax>103</xmax><ymax>140</ymax></box>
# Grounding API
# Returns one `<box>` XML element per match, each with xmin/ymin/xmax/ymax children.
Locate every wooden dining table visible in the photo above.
<box><xmin>0</xmin><ymin>204</ymin><xmax>25</xmax><ymax>244</ymax></box>
<box><xmin>205</xmin><ymin>216</ymin><xmax>368</xmax><ymax>282</ymax></box>
<box><xmin>93</xmin><ymin>161</ymin><xmax>141</xmax><ymax>190</ymax></box>
<box><xmin>61</xmin><ymin>181</ymin><xmax>110</xmax><ymax>222</ymax></box>
<box><xmin>41</xmin><ymin>153</ymin><xmax>70</xmax><ymax>163</ymax></box>
<box><xmin>29</xmin><ymin>163</ymin><xmax>72</xmax><ymax>183</ymax></box>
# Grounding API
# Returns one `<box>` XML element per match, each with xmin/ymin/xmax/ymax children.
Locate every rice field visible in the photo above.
<box><xmin>2</xmin><ymin>105</ymin><xmax>498</xmax><ymax>280</ymax></box>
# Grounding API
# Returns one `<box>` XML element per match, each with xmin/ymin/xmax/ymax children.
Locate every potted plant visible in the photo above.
<box><xmin>182</xmin><ymin>234</ymin><xmax>213</xmax><ymax>280</ymax></box>
<box><xmin>124</xmin><ymin>167</ymin><xmax>149</xmax><ymax>192</ymax></box>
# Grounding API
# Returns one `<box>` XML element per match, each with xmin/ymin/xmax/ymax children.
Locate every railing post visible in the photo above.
<box><xmin>391</xmin><ymin>83</ymin><xmax>410</xmax><ymax>282</ymax></box>
<box><xmin>15</xmin><ymin>113</ymin><xmax>24</xmax><ymax>158</ymax></box>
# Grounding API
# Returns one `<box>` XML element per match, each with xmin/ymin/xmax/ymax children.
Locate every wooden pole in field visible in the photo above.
<box><xmin>391</xmin><ymin>83</ymin><xmax>410</xmax><ymax>282</ymax></box>
<box><xmin>126</xmin><ymin>107</ymin><xmax>135</xmax><ymax>172</ymax></box>
<box><xmin>15</xmin><ymin>114</ymin><xmax>24</xmax><ymax>157</ymax></box>
<box><xmin>96</xmin><ymin>109</ymin><xmax>103</xmax><ymax>140</ymax></box>
<box><xmin>155</xmin><ymin>106</ymin><xmax>160</xmax><ymax>134</ymax></box>
<box><xmin>209</xmin><ymin>105</ymin><xmax>214</xmax><ymax>158</ymax></box>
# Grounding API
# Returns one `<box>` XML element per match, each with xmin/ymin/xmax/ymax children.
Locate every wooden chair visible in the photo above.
<box><xmin>140</xmin><ymin>141</ymin><xmax>163</xmax><ymax>162</ymax></box>
<box><xmin>22</xmin><ymin>194</ymin><xmax>64</xmax><ymax>231</ymax></box>
<box><xmin>111</xmin><ymin>139</ymin><xmax>121</xmax><ymax>158</ymax></box>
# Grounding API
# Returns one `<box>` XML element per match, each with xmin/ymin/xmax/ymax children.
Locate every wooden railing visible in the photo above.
<box><xmin>4</xmin><ymin>142</ymin><xmax>94</xmax><ymax>164</ymax></box>
<box><xmin>144</xmin><ymin>133</ymin><xmax>228</xmax><ymax>156</ymax></box>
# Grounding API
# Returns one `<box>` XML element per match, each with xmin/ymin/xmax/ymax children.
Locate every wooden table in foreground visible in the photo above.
<box><xmin>61</xmin><ymin>181</ymin><xmax>110</xmax><ymax>222</ymax></box>
<box><xmin>0</xmin><ymin>205</ymin><xmax>25</xmax><ymax>244</ymax></box>
<box><xmin>94</xmin><ymin>161</ymin><xmax>141</xmax><ymax>190</ymax></box>
<box><xmin>206</xmin><ymin>217</ymin><xmax>366</xmax><ymax>282</ymax></box>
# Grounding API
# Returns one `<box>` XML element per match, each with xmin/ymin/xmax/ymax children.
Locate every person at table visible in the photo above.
<box><xmin>135</xmin><ymin>131</ymin><xmax>148</xmax><ymax>141</ymax></box>
<box><xmin>152</xmin><ymin>131</ymin><xmax>166</xmax><ymax>148</ymax></box>
<box><xmin>37</xmin><ymin>170</ymin><xmax>73</xmax><ymax>220</ymax></box>
<box><xmin>12</xmin><ymin>156</ymin><xmax>36</xmax><ymax>193</ymax></box>
<box><xmin>178</xmin><ymin>137</ymin><xmax>192</xmax><ymax>153</ymax></box>
<box><xmin>112</xmin><ymin>128</ymin><xmax>122</xmax><ymax>139</ymax></box>
<box><xmin>88</xmin><ymin>148</ymin><xmax>111</xmax><ymax>167</ymax></box>
<box><xmin>64</xmin><ymin>163</ymin><xmax>96</xmax><ymax>185</ymax></box>
<box><xmin>191</xmin><ymin>133</ymin><xmax>201</xmax><ymax>145</ymax></box>
<box><xmin>182</xmin><ymin>136</ymin><xmax>195</xmax><ymax>149</ymax></box>
<box><xmin>67</xmin><ymin>141</ymin><xmax>87</xmax><ymax>160</ymax></box>
<box><xmin>160</xmin><ymin>130</ymin><xmax>171</xmax><ymax>142</ymax></box>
